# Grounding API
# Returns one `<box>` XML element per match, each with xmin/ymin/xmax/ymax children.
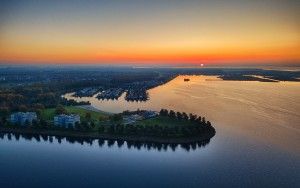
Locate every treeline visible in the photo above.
<box><xmin>0</xmin><ymin>105</ymin><xmax>215</xmax><ymax>141</ymax></box>
<box><xmin>0</xmin><ymin>113</ymin><xmax>215</xmax><ymax>140</ymax></box>
<box><xmin>96</xmin><ymin>123</ymin><xmax>214</xmax><ymax>138</ymax></box>
<box><xmin>96</xmin><ymin>109</ymin><xmax>214</xmax><ymax>138</ymax></box>
<box><xmin>159</xmin><ymin>109</ymin><xmax>211</xmax><ymax>127</ymax></box>
<box><xmin>0</xmin><ymin>117</ymin><xmax>214</xmax><ymax>141</ymax></box>
<box><xmin>0</xmin><ymin>118</ymin><xmax>96</xmax><ymax>133</ymax></box>
<box><xmin>0</xmin><ymin>84</ymin><xmax>89</xmax><ymax>117</ymax></box>
<box><xmin>0</xmin><ymin>69</ymin><xmax>173</xmax><ymax>116</ymax></box>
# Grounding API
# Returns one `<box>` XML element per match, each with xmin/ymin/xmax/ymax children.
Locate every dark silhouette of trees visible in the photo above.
<box><xmin>32</xmin><ymin>119</ymin><xmax>38</xmax><ymax>127</ymax></box>
<box><xmin>169</xmin><ymin>110</ymin><xmax>176</xmax><ymax>119</ymax></box>
<box><xmin>55</xmin><ymin>105</ymin><xmax>67</xmax><ymax>115</ymax></box>
<box><xmin>107</xmin><ymin>124</ymin><xmax>115</xmax><ymax>134</ymax></box>
<box><xmin>156</xmin><ymin>109</ymin><xmax>214</xmax><ymax>137</ymax></box>
<box><xmin>176</xmin><ymin>112</ymin><xmax>182</xmax><ymax>120</ymax></box>
<box><xmin>0</xmin><ymin>107</ymin><xmax>214</xmax><ymax>146</ymax></box>
<box><xmin>0</xmin><ymin>107</ymin><xmax>10</xmax><ymax>118</ymax></box>
<box><xmin>67</xmin><ymin>123</ymin><xmax>73</xmax><ymax>130</ymax></box>
<box><xmin>1</xmin><ymin>116</ymin><xmax>7</xmax><ymax>126</ymax></box>
<box><xmin>85</xmin><ymin>112</ymin><xmax>91</xmax><ymax>121</ymax></box>
<box><xmin>189</xmin><ymin>113</ymin><xmax>197</xmax><ymax>122</ymax></box>
<box><xmin>90</xmin><ymin>121</ymin><xmax>95</xmax><ymax>128</ymax></box>
<box><xmin>182</xmin><ymin>112</ymin><xmax>189</xmax><ymax>121</ymax></box>
<box><xmin>80</xmin><ymin>121</ymin><xmax>89</xmax><ymax>131</ymax></box>
<box><xmin>115</xmin><ymin>124</ymin><xmax>124</xmax><ymax>134</ymax></box>
<box><xmin>40</xmin><ymin>119</ymin><xmax>48</xmax><ymax>128</ymax></box>
<box><xmin>110</xmin><ymin>114</ymin><xmax>122</xmax><ymax>121</ymax></box>
<box><xmin>75</xmin><ymin>122</ymin><xmax>80</xmax><ymax>130</ymax></box>
<box><xmin>19</xmin><ymin>105</ymin><xmax>28</xmax><ymax>112</ymax></box>
<box><xmin>159</xmin><ymin>109</ymin><xmax>168</xmax><ymax>116</ymax></box>
<box><xmin>98</xmin><ymin>124</ymin><xmax>105</xmax><ymax>133</ymax></box>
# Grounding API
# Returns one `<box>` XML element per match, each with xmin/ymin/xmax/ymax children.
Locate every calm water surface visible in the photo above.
<box><xmin>1</xmin><ymin>75</ymin><xmax>299</xmax><ymax>188</ymax></box>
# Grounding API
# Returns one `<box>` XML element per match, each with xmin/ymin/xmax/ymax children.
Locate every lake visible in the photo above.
<box><xmin>1</xmin><ymin>75</ymin><xmax>299</xmax><ymax>188</ymax></box>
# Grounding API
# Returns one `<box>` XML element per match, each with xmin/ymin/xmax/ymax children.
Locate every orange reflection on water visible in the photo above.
<box><xmin>65</xmin><ymin>75</ymin><xmax>300</xmax><ymax>155</ymax></box>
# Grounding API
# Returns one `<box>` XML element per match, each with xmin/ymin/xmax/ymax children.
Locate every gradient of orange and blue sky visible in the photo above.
<box><xmin>0</xmin><ymin>0</ymin><xmax>299</xmax><ymax>66</ymax></box>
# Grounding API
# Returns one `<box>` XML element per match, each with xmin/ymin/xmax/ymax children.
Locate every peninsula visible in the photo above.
<box><xmin>0</xmin><ymin>106</ymin><xmax>216</xmax><ymax>144</ymax></box>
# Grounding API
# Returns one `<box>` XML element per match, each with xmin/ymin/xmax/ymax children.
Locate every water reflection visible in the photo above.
<box><xmin>64</xmin><ymin>75</ymin><xmax>300</xmax><ymax>154</ymax></box>
<box><xmin>0</xmin><ymin>132</ymin><xmax>211</xmax><ymax>152</ymax></box>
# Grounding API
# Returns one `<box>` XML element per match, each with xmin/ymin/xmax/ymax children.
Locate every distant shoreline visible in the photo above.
<box><xmin>0</xmin><ymin>127</ymin><xmax>215</xmax><ymax>144</ymax></box>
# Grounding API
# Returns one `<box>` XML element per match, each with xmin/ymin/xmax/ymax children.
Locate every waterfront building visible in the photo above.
<box><xmin>10</xmin><ymin>112</ymin><xmax>37</xmax><ymax>125</ymax></box>
<box><xmin>54</xmin><ymin>114</ymin><xmax>80</xmax><ymax>127</ymax></box>
<box><xmin>123</xmin><ymin>110</ymin><xmax>158</xmax><ymax>125</ymax></box>
<box><xmin>141</xmin><ymin>111</ymin><xmax>158</xmax><ymax>119</ymax></box>
<box><xmin>123</xmin><ymin>114</ymin><xmax>143</xmax><ymax>125</ymax></box>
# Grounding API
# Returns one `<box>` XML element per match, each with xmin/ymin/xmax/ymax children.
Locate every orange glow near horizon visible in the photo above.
<box><xmin>1</xmin><ymin>44</ymin><xmax>299</xmax><ymax>64</ymax></box>
<box><xmin>0</xmin><ymin>1</ymin><xmax>299</xmax><ymax>65</ymax></box>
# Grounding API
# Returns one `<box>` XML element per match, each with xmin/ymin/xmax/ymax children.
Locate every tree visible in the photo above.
<box><xmin>0</xmin><ymin>107</ymin><xmax>10</xmax><ymax>117</ymax></box>
<box><xmin>182</xmin><ymin>112</ymin><xmax>189</xmax><ymax>121</ymax></box>
<box><xmin>159</xmin><ymin>109</ymin><xmax>168</xmax><ymax>116</ymax></box>
<box><xmin>55</xmin><ymin>105</ymin><xmax>66</xmax><ymax>115</ymax></box>
<box><xmin>98</xmin><ymin>124</ymin><xmax>105</xmax><ymax>133</ymax></box>
<box><xmin>35</xmin><ymin>109</ymin><xmax>42</xmax><ymax>116</ymax></box>
<box><xmin>206</xmin><ymin>121</ymin><xmax>211</xmax><ymax>126</ymax></box>
<box><xmin>159</xmin><ymin>109</ymin><xmax>164</xmax><ymax>116</ymax></box>
<box><xmin>1</xmin><ymin>116</ymin><xmax>7</xmax><ymax>125</ymax></box>
<box><xmin>90</xmin><ymin>121</ymin><xmax>95</xmax><ymax>128</ymax></box>
<box><xmin>75</xmin><ymin>122</ymin><xmax>81</xmax><ymax>130</ymax></box>
<box><xmin>196</xmin><ymin>116</ymin><xmax>202</xmax><ymax>124</ymax></box>
<box><xmin>81</xmin><ymin>121</ymin><xmax>89</xmax><ymax>131</ymax></box>
<box><xmin>169</xmin><ymin>110</ymin><xmax>176</xmax><ymax>119</ymax></box>
<box><xmin>176</xmin><ymin>112</ymin><xmax>182</xmax><ymax>120</ymax></box>
<box><xmin>33</xmin><ymin>103</ymin><xmax>45</xmax><ymax>110</ymax></box>
<box><xmin>40</xmin><ymin>119</ymin><xmax>48</xmax><ymax>128</ymax></box>
<box><xmin>107</xmin><ymin>125</ymin><xmax>115</xmax><ymax>134</ymax></box>
<box><xmin>189</xmin><ymin>113</ymin><xmax>197</xmax><ymax>122</ymax></box>
<box><xmin>115</xmin><ymin>124</ymin><xmax>124</xmax><ymax>134</ymax></box>
<box><xmin>85</xmin><ymin>112</ymin><xmax>92</xmax><ymax>121</ymax></box>
<box><xmin>19</xmin><ymin>105</ymin><xmax>28</xmax><ymax>112</ymax></box>
<box><xmin>110</xmin><ymin>114</ymin><xmax>122</xmax><ymax>121</ymax></box>
<box><xmin>32</xmin><ymin>119</ymin><xmax>38</xmax><ymax>127</ymax></box>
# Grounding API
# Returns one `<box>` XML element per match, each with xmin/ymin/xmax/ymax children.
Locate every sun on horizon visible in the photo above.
<box><xmin>0</xmin><ymin>0</ymin><xmax>299</xmax><ymax>65</ymax></box>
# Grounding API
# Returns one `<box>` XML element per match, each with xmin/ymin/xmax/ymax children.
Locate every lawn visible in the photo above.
<box><xmin>137</xmin><ymin>116</ymin><xmax>198</xmax><ymax>127</ymax></box>
<box><xmin>40</xmin><ymin>106</ymin><xmax>109</xmax><ymax>121</ymax></box>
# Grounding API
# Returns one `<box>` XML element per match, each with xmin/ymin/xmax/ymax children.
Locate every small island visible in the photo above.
<box><xmin>0</xmin><ymin>105</ymin><xmax>215</xmax><ymax>144</ymax></box>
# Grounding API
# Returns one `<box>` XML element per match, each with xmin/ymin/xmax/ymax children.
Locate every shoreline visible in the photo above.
<box><xmin>0</xmin><ymin>127</ymin><xmax>215</xmax><ymax>144</ymax></box>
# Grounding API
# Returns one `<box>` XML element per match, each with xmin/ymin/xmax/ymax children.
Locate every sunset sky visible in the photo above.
<box><xmin>0</xmin><ymin>0</ymin><xmax>299</xmax><ymax>65</ymax></box>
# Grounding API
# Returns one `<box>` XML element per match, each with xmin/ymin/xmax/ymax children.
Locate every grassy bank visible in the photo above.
<box><xmin>3</xmin><ymin>108</ymin><xmax>216</xmax><ymax>144</ymax></box>
<box><xmin>40</xmin><ymin>106</ymin><xmax>109</xmax><ymax>121</ymax></box>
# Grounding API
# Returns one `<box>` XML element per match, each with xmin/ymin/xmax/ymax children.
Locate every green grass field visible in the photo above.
<box><xmin>137</xmin><ymin>116</ymin><xmax>198</xmax><ymax>127</ymax></box>
<box><xmin>40</xmin><ymin>106</ymin><xmax>109</xmax><ymax>121</ymax></box>
<box><xmin>41</xmin><ymin>107</ymin><xmax>197</xmax><ymax>128</ymax></box>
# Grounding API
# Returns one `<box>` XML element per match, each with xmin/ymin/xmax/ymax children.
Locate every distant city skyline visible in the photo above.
<box><xmin>0</xmin><ymin>0</ymin><xmax>299</xmax><ymax>65</ymax></box>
